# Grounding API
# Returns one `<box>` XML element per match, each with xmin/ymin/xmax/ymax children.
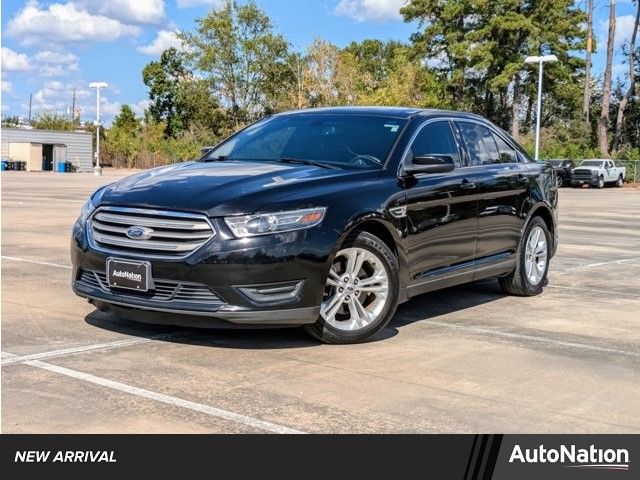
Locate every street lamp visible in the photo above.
<box><xmin>89</xmin><ymin>82</ymin><xmax>108</xmax><ymax>176</ymax></box>
<box><xmin>524</xmin><ymin>54</ymin><xmax>558</xmax><ymax>161</ymax></box>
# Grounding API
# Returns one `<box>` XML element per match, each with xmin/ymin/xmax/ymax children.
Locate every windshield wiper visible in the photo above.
<box><xmin>201</xmin><ymin>155</ymin><xmax>232</xmax><ymax>163</ymax></box>
<box><xmin>279</xmin><ymin>157</ymin><xmax>339</xmax><ymax>170</ymax></box>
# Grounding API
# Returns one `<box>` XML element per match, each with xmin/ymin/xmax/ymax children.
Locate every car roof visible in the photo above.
<box><xmin>275</xmin><ymin>106</ymin><xmax>489</xmax><ymax>120</ymax></box>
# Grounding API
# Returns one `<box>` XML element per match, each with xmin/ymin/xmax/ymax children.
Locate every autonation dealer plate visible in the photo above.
<box><xmin>106</xmin><ymin>258</ymin><xmax>151</xmax><ymax>292</ymax></box>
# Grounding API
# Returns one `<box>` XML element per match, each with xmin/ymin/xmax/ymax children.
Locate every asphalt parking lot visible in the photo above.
<box><xmin>2</xmin><ymin>171</ymin><xmax>639</xmax><ymax>433</ymax></box>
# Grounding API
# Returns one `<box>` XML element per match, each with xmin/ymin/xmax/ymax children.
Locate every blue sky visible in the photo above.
<box><xmin>1</xmin><ymin>0</ymin><xmax>638</xmax><ymax>125</ymax></box>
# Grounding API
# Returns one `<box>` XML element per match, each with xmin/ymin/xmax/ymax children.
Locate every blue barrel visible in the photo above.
<box><xmin>57</xmin><ymin>161</ymin><xmax>66</xmax><ymax>173</ymax></box>
<box><xmin>1</xmin><ymin>161</ymin><xmax>7</xmax><ymax>171</ymax></box>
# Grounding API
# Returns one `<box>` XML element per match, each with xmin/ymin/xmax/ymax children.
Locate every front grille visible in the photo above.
<box><xmin>77</xmin><ymin>269</ymin><xmax>225</xmax><ymax>306</ymax></box>
<box><xmin>89</xmin><ymin>207</ymin><xmax>215</xmax><ymax>258</ymax></box>
<box><xmin>572</xmin><ymin>169</ymin><xmax>595</xmax><ymax>179</ymax></box>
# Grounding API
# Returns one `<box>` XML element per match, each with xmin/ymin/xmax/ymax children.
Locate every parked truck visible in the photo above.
<box><xmin>571</xmin><ymin>159</ymin><xmax>626</xmax><ymax>188</ymax></box>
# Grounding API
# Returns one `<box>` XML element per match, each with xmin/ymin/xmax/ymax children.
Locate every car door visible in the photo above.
<box><xmin>605</xmin><ymin>160</ymin><xmax>616</xmax><ymax>181</ymax></box>
<box><xmin>454</xmin><ymin>120</ymin><xmax>530</xmax><ymax>271</ymax></box>
<box><xmin>402</xmin><ymin>119</ymin><xmax>479</xmax><ymax>291</ymax></box>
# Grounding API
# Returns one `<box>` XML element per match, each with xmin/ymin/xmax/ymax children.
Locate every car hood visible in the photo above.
<box><xmin>96</xmin><ymin>160</ymin><xmax>369</xmax><ymax>216</ymax></box>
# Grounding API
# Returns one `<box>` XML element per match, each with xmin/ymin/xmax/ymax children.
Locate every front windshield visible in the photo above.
<box><xmin>547</xmin><ymin>160</ymin><xmax>562</xmax><ymax>166</ymax></box>
<box><xmin>202</xmin><ymin>113</ymin><xmax>407</xmax><ymax>169</ymax></box>
<box><xmin>580</xmin><ymin>160</ymin><xmax>604</xmax><ymax>167</ymax></box>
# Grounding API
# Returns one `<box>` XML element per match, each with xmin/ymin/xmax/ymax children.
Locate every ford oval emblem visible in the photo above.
<box><xmin>126</xmin><ymin>226</ymin><xmax>154</xmax><ymax>240</ymax></box>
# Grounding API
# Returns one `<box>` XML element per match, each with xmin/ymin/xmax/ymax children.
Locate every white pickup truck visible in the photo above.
<box><xmin>571</xmin><ymin>159</ymin><xmax>626</xmax><ymax>188</ymax></box>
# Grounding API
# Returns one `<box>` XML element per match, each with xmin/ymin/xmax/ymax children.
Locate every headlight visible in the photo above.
<box><xmin>77</xmin><ymin>185</ymin><xmax>108</xmax><ymax>224</ymax></box>
<box><xmin>77</xmin><ymin>197</ymin><xmax>97</xmax><ymax>225</ymax></box>
<box><xmin>224</xmin><ymin>207</ymin><xmax>327</xmax><ymax>238</ymax></box>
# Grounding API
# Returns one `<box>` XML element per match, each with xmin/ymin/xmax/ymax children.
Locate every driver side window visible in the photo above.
<box><xmin>411</xmin><ymin>121</ymin><xmax>462</xmax><ymax>167</ymax></box>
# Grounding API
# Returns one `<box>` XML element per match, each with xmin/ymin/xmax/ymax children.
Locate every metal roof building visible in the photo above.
<box><xmin>1</xmin><ymin>128</ymin><xmax>93</xmax><ymax>172</ymax></box>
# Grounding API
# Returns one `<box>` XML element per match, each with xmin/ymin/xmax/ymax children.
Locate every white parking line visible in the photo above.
<box><xmin>19</xmin><ymin>358</ymin><xmax>305</xmax><ymax>434</ymax></box>
<box><xmin>1</xmin><ymin>335</ymin><xmax>178</xmax><ymax>366</ymax></box>
<box><xmin>547</xmin><ymin>284</ymin><xmax>640</xmax><ymax>298</ymax></box>
<box><xmin>420</xmin><ymin>321</ymin><xmax>640</xmax><ymax>358</ymax></box>
<box><xmin>564</xmin><ymin>256</ymin><xmax>640</xmax><ymax>272</ymax></box>
<box><xmin>1</xmin><ymin>256</ymin><xmax>72</xmax><ymax>270</ymax></box>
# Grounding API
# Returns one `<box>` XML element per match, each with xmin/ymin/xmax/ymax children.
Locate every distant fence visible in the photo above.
<box><xmin>617</xmin><ymin>160</ymin><xmax>640</xmax><ymax>183</ymax></box>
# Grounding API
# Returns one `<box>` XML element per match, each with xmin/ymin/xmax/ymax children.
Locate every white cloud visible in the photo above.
<box><xmin>334</xmin><ymin>0</ymin><xmax>407</xmax><ymax>22</ymax></box>
<box><xmin>1</xmin><ymin>47</ymin><xmax>32</xmax><ymax>71</ymax></box>
<box><xmin>34</xmin><ymin>50</ymin><xmax>78</xmax><ymax>64</ymax></box>
<box><xmin>137</xmin><ymin>30</ymin><xmax>183</xmax><ymax>55</ymax></box>
<box><xmin>599</xmin><ymin>15</ymin><xmax>639</xmax><ymax>48</ymax></box>
<box><xmin>176</xmin><ymin>0</ymin><xmax>224</xmax><ymax>8</ymax></box>
<box><xmin>28</xmin><ymin>81</ymin><xmax>94</xmax><ymax>116</ymax></box>
<box><xmin>34</xmin><ymin>50</ymin><xmax>80</xmax><ymax>76</ymax></box>
<box><xmin>132</xmin><ymin>99</ymin><xmax>151</xmax><ymax>116</ymax></box>
<box><xmin>6</xmin><ymin>1</ymin><xmax>141</xmax><ymax>45</ymax></box>
<box><xmin>39</xmin><ymin>63</ymin><xmax>79</xmax><ymax>77</ymax></box>
<box><xmin>73</xmin><ymin>0</ymin><xmax>165</xmax><ymax>25</ymax></box>
<box><xmin>615</xmin><ymin>14</ymin><xmax>639</xmax><ymax>46</ymax></box>
<box><xmin>1</xmin><ymin>81</ymin><xmax>13</xmax><ymax>93</ymax></box>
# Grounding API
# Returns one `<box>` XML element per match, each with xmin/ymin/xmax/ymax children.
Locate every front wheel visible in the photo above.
<box><xmin>304</xmin><ymin>231</ymin><xmax>399</xmax><ymax>344</ymax></box>
<box><xmin>595</xmin><ymin>175</ymin><xmax>605</xmax><ymax>189</ymax></box>
<box><xmin>499</xmin><ymin>217</ymin><xmax>550</xmax><ymax>296</ymax></box>
<box><xmin>555</xmin><ymin>175</ymin><xmax>563</xmax><ymax>188</ymax></box>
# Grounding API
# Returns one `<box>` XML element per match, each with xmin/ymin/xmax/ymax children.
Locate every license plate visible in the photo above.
<box><xmin>106</xmin><ymin>258</ymin><xmax>151</xmax><ymax>292</ymax></box>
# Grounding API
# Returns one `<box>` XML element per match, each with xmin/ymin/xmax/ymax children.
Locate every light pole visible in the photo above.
<box><xmin>524</xmin><ymin>55</ymin><xmax>558</xmax><ymax>161</ymax></box>
<box><xmin>89</xmin><ymin>82</ymin><xmax>108</xmax><ymax>176</ymax></box>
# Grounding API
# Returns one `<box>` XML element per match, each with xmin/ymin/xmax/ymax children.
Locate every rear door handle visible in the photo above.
<box><xmin>460</xmin><ymin>179</ymin><xmax>477</xmax><ymax>190</ymax></box>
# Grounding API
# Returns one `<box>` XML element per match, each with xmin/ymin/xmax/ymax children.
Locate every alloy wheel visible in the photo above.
<box><xmin>321</xmin><ymin>247</ymin><xmax>389</xmax><ymax>331</ymax></box>
<box><xmin>524</xmin><ymin>226</ymin><xmax>548</xmax><ymax>286</ymax></box>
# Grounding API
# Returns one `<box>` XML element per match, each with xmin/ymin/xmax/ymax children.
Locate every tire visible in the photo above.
<box><xmin>616</xmin><ymin>175</ymin><xmax>624</xmax><ymax>187</ymax></box>
<box><xmin>555</xmin><ymin>175</ymin><xmax>563</xmax><ymax>188</ymax></box>
<box><xmin>304</xmin><ymin>231</ymin><xmax>399</xmax><ymax>344</ymax></box>
<box><xmin>595</xmin><ymin>175</ymin><xmax>605</xmax><ymax>189</ymax></box>
<box><xmin>498</xmin><ymin>216</ymin><xmax>550</xmax><ymax>297</ymax></box>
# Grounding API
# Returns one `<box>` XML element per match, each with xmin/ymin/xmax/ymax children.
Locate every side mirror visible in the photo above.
<box><xmin>404</xmin><ymin>154</ymin><xmax>455</xmax><ymax>175</ymax></box>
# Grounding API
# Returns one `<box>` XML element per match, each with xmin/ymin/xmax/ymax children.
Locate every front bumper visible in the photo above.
<box><xmin>71</xmin><ymin>218</ymin><xmax>333</xmax><ymax>326</ymax></box>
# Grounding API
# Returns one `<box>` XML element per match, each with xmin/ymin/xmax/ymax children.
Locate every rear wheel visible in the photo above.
<box><xmin>499</xmin><ymin>217</ymin><xmax>550</xmax><ymax>296</ymax></box>
<box><xmin>616</xmin><ymin>175</ymin><xmax>624</xmax><ymax>187</ymax></box>
<box><xmin>305</xmin><ymin>231</ymin><xmax>399</xmax><ymax>344</ymax></box>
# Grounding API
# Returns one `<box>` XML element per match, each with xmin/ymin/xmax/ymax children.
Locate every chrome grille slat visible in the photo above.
<box><xmin>89</xmin><ymin>207</ymin><xmax>215</xmax><ymax>258</ymax></box>
<box><xmin>93</xmin><ymin>231</ymin><xmax>206</xmax><ymax>252</ymax></box>
<box><xmin>92</xmin><ymin>221</ymin><xmax>213</xmax><ymax>240</ymax></box>
<box><xmin>94</xmin><ymin>212</ymin><xmax>211</xmax><ymax>230</ymax></box>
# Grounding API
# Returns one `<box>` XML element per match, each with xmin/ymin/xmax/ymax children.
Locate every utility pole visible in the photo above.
<box><xmin>71</xmin><ymin>88</ymin><xmax>76</xmax><ymax>123</ymax></box>
<box><xmin>28</xmin><ymin>93</ymin><xmax>32</xmax><ymax>123</ymax></box>
<box><xmin>89</xmin><ymin>82</ymin><xmax>108</xmax><ymax>176</ymax></box>
<box><xmin>582</xmin><ymin>0</ymin><xmax>594</xmax><ymax>121</ymax></box>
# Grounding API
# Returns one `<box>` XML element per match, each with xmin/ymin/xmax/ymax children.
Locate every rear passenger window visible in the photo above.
<box><xmin>410</xmin><ymin>121</ymin><xmax>462</xmax><ymax>167</ymax></box>
<box><xmin>493</xmin><ymin>134</ymin><xmax>519</xmax><ymax>163</ymax></box>
<box><xmin>456</xmin><ymin>122</ymin><xmax>500</xmax><ymax>166</ymax></box>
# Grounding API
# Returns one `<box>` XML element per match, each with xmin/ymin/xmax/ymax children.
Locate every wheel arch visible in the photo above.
<box><xmin>524</xmin><ymin>203</ymin><xmax>556</xmax><ymax>255</ymax></box>
<box><xmin>334</xmin><ymin>213</ymin><xmax>409</xmax><ymax>289</ymax></box>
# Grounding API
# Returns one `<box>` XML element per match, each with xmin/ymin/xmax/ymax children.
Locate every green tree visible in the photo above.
<box><xmin>142</xmin><ymin>47</ymin><xmax>190</xmax><ymax>137</ymax></box>
<box><xmin>401</xmin><ymin>0</ymin><xmax>586</xmax><ymax>135</ymax></box>
<box><xmin>112</xmin><ymin>104</ymin><xmax>139</xmax><ymax>133</ymax></box>
<box><xmin>32</xmin><ymin>112</ymin><xmax>75</xmax><ymax>131</ymax></box>
<box><xmin>180</xmin><ymin>1</ymin><xmax>290</xmax><ymax>127</ymax></box>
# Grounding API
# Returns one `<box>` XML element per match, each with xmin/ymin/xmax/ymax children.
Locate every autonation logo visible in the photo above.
<box><xmin>509</xmin><ymin>444</ymin><xmax>630</xmax><ymax>471</ymax></box>
<box><xmin>111</xmin><ymin>270</ymin><xmax>142</xmax><ymax>282</ymax></box>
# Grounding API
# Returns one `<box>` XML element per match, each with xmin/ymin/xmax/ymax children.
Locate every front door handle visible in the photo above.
<box><xmin>516</xmin><ymin>174</ymin><xmax>529</xmax><ymax>185</ymax></box>
<box><xmin>460</xmin><ymin>179</ymin><xmax>477</xmax><ymax>190</ymax></box>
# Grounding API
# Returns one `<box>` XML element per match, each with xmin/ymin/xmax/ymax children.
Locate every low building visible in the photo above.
<box><xmin>1</xmin><ymin>128</ymin><xmax>93</xmax><ymax>172</ymax></box>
